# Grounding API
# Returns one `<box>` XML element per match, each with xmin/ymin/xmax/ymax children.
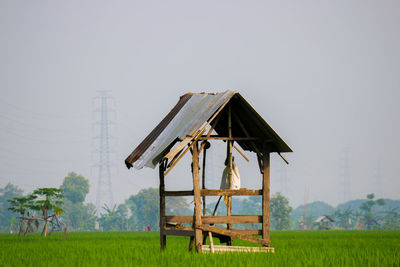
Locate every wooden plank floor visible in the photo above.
<box><xmin>202</xmin><ymin>245</ymin><xmax>275</xmax><ymax>253</ymax></box>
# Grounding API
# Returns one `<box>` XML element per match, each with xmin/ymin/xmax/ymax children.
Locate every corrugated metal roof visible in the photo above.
<box><xmin>125</xmin><ymin>90</ymin><xmax>292</xmax><ymax>170</ymax></box>
<box><xmin>125</xmin><ymin>91</ymin><xmax>235</xmax><ymax>169</ymax></box>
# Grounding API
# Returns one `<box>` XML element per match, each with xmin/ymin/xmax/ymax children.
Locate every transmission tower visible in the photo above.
<box><xmin>93</xmin><ymin>91</ymin><xmax>115</xmax><ymax>215</ymax></box>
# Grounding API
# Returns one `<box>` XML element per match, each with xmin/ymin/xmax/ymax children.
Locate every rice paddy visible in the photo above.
<box><xmin>0</xmin><ymin>230</ymin><xmax>399</xmax><ymax>266</ymax></box>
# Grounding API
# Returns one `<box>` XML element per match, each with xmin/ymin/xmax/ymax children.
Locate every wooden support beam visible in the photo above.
<box><xmin>231</xmin><ymin>229</ymin><xmax>262</xmax><ymax>235</ymax></box>
<box><xmin>164</xmin><ymin>215</ymin><xmax>262</xmax><ymax>224</ymax></box>
<box><xmin>166</xmin><ymin>100</ymin><xmax>226</xmax><ymax>166</ymax></box>
<box><xmin>198</xmin><ymin>113</ymin><xmax>221</xmax><ymax>154</ymax></box>
<box><xmin>234</xmin><ymin>144</ymin><xmax>250</xmax><ymax>162</ymax></box>
<box><xmin>208</xmin><ymin>232</ymin><xmax>215</xmax><ymax>253</ymax></box>
<box><xmin>165</xmin><ymin>190</ymin><xmax>194</xmax><ymax>196</ymax></box>
<box><xmin>192</xmin><ymin>142</ymin><xmax>202</xmax><ymax>252</ymax></box>
<box><xmin>201</xmin><ymin>189</ymin><xmax>262</xmax><ymax>196</ymax></box>
<box><xmin>231</xmin><ymin>110</ymin><xmax>262</xmax><ymax>154</ymax></box>
<box><xmin>196</xmin><ymin>225</ymin><xmax>268</xmax><ymax>246</ymax></box>
<box><xmin>159</xmin><ymin>161</ymin><xmax>166</xmax><ymax>250</ymax></box>
<box><xmin>197</xmin><ymin>136</ymin><xmax>271</xmax><ymax>141</ymax></box>
<box><xmin>165</xmin><ymin>224</ymin><xmax>194</xmax><ymax>231</ymax></box>
<box><xmin>202</xmin><ymin>245</ymin><xmax>274</xmax><ymax>253</ymax></box>
<box><xmin>165</xmin><ymin>136</ymin><xmax>192</xmax><ymax>160</ymax></box>
<box><xmin>278</xmin><ymin>152</ymin><xmax>289</xmax><ymax>164</ymax></box>
<box><xmin>164</xmin><ymin>229</ymin><xmax>195</xmax><ymax>236</ymax></box>
<box><xmin>164</xmin><ymin>128</ymin><xmax>206</xmax><ymax>176</ymax></box>
<box><xmin>262</xmin><ymin>152</ymin><xmax>271</xmax><ymax>247</ymax></box>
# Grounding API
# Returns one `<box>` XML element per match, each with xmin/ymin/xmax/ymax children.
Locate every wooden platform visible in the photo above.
<box><xmin>202</xmin><ymin>245</ymin><xmax>275</xmax><ymax>253</ymax></box>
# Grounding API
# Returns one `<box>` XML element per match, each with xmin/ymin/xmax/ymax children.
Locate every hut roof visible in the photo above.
<box><xmin>125</xmin><ymin>90</ymin><xmax>292</xmax><ymax>170</ymax></box>
<box><xmin>315</xmin><ymin>215</ymin><xmax>335</xmax><ymax>223</ymax></box>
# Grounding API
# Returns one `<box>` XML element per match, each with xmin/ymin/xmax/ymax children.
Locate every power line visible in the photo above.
<box><xmin>0</xmin><ymin>127</ymin><xmax>90</xmax><ymax>144</ymax></box>
<box><xmin>0</xmin><ymin>112</ymin><xmax>90</xmax><ymax>134</ymax></box>
<box><xmin>0</xmin><ymin>98</ymin><xmax>84</xmax><ymax>119</ymax></box>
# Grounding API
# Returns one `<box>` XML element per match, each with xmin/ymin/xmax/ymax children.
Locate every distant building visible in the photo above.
<box><xmin>315</xmin><ymin>215</ymin><xmax>335</xmax><ymax>230</ymax></box>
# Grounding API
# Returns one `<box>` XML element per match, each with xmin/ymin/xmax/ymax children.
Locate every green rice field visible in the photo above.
<box><xmin>0</xmin><ymin>231</ymin><xmax>399</xmax><ymax>266</ymax></box>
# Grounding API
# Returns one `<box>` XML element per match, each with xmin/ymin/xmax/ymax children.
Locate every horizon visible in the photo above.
<box><xmin>1</xmin><ymin>1</ymin><xmax>399</xmax><ymax>208</ymax></box>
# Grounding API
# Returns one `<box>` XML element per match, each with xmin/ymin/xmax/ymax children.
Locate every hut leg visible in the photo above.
<box><xmin>192</xmin><ymin>142</ymin><xmax>202</xmax><ymax>252</ymax></box>
<box><xmin>226</xmin><ymin>104</ymin><xmax>233</xmax><ymax>246</ymax></box>
<box><xmin>227</xmin><ymin>196</ymin><xmax>232</xmax><ymax>246</ymax></box>
<box><xmin>159</xmin><ymin>161</ymin><xmax>166</xmax><ymax>250</ymax></box>
<box><xmin>262</xmin><ymin>152</ymin><xmax>271</xmax><ymax>246</ymax></box>
<box><xmin>189</xmin><ymin>236</ymin><xmax>194</xmax><ymax>251</ymax></box>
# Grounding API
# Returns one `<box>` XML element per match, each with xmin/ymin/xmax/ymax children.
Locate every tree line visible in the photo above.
<box><xmin>0</xmin><ymin>172</ymin><xmax>190</xmax><ymax>232</ymax></box>
<box><xmin>0</xmin><ymin>172</ymin><xmax>399</xmax><ymax>232</ymax></box>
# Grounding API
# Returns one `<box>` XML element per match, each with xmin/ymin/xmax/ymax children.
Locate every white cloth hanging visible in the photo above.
<box><xmin>220</xmin><ymin>163</ymin><xmax>241</xmax><ymax>189</ymax></box>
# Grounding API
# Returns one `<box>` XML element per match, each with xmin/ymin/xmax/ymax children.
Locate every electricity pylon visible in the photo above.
<box><xmin>93</xmin><ymin>91</ymin><xmax>115</xmax><ymax>215</ymax></box>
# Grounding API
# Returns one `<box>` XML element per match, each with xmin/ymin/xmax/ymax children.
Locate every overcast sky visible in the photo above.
<box><xmin>1</xmin><ymin>0</ymin><xmax>399</xmax><ymax>208</ymax></box>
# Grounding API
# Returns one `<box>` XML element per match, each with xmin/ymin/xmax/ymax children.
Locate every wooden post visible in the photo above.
<box><xmin>227</xmin><ymin>104</ymin><xmax>233</xmax><ymax>246</ymax></box>
<box><xmin>159</xmin><ymin>161</ymin><xmax>166</xmax><ymax>250</ymax></box>
<box><xmin>192</xmin><ymin>141</ymin><xmax>202</xmax><ymax>252</ymax></box>
<box><xmin>262</xmin><ymin>152</ymin><xmax>270</xmax><ymax>246</ymax></box>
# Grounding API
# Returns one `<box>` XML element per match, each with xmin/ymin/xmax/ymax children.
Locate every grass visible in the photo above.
<box><xmin>0</xmin><ymin>230</ymin><xmax>399</xmax><ymax>266</ymax></box>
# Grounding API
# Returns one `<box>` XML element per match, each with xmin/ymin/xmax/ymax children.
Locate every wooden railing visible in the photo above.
<box><xmin>164</xmin><ymin>215</ymin><xmax>262</xmax><ymax>224</ymax></box>
<box><xmin>164</xmin><ymin>188</ymin><xmax>262</xmax><ymax>196</ymax></box>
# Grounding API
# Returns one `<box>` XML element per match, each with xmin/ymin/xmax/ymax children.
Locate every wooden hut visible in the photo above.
<box><xmin>315</xmin><ymin>215</ymin><xmax>335</xmax><ymax>230</ymax></box>
<box><xmin>125</xmin><ymin>91</ymin><xmax>292</xmax><ymax>253</ymax></box>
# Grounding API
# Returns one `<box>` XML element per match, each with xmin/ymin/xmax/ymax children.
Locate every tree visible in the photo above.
<box><xmin>124</xmin><ymin>199</ymin><xmax>138</xmax><ymax>230</ymax></box>
<box><xmin>333</xmin><ymin>207</ymin><xmax>355</xmax><ymax>229</ymax></box>
<box><xmin>60</xmin><ymin>172</ymin><xmax>96</xmax><ymax>231</ymax></box>
<box><xmin>382</xmin><ymin>208</ymin><xmax>400</xmax><ymax>230</ymax></box>
<box><xmin>7</xmin><ymin>194</ymin><xmax>36</xmax><ymax>234</ymax></box>
<box><xmin>98</xmin><ymin>204</ymin><xmax>129</xmax><ymax>231</ymax></box>
<box><xmin>62</xmin><ymin>200</ymin><xmax>97</xmax><ymax>231</ymax></box>
<box><xmin>7</xmin><ymin>195</ymin><xmax>36</xmax><ymax>217</ymax></box>
<box><xmin>60</xmin><ymin>172</ymin><xmax>89</xmax><ymax>204</ymax></box>
<box><xmin>360</xmin><ymin>193</ymin><xmax>385</xmax><ymax>229</ymax></box>
<box><xmin>166</xmin><ymin>196</ymin><xmax>190</xmax><ymax>215</ymax></box>
<box><xmin>128</xmin><ymin>188</ymin><xmax>159</xmax><ymax>230</ymax></box>
<box><xmin>270</xmin><ymin>193</ymin><xmax>293</xmax><ymax>230</ymax></box>
<box><xmin>0</xmin><ymin>183</ymin><xmax>23</xmax><ymax>232</ymax></box>
<box><xmin>31</xmin><ymin>188</ymin><xmax>64</xmax><ymax>236</ymax></box>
